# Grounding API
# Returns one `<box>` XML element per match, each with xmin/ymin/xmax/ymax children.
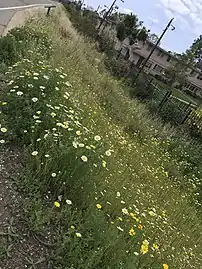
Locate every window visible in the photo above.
<box><xmin>197</xmin><ymin>75</ymin><xmax>202</xmax><ymax>80</ymax></box>
<box><xmin>157</xmin><ymin>50</ymin><xmax>164</xmax><ymax>57</ymax></box>
<box><xmin>144</xmin><ymin>61</ymin><xmax>153</xmax><ymax>69</ymax></box>
<box><xmin>190</xmin><ymin>85</ymin><xmax>195</xmax><ymax>91</ymax></box>
<box><xmin>190</xmin><ymin>69</ymin><xmax>195</xmax><ymax>75</ymax></box>
<box><xmin>147</xmin><ymin>44</ymin><xmax>153</xmax><ymax>51</ymax></box>
<box><xmin>157</xmin><ymin>50</ymin><xmax>161</xmax><ymax>56</ymax></box>
<box><xmin>153</xmin><ymin>64</ymin><xmax>163</xmax><ymax>73</ymax></box>
<box><xmin>166</xmin><ymin>55</ymin><xmax>172</xmax><ymax>62</ymax></box>
<box><xmin>184</xmin><ymin>83</ymin><xmax>191</xmax><ymax>90</ymax></box>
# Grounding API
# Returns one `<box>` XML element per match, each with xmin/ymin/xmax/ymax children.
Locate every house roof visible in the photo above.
<box><xmin>144</xmin><ymin>40</ymin><xmax>202</xmax><ymax>75</ymax></box>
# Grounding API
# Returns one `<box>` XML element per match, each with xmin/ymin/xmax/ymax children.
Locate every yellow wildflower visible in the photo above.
<box><xmin>96</xmin><ymin>204</ymin><xmax>102</xmax><ymax>209</ymax></box>
<box><xmin>141</xmin><ymin>244</ymin><xmax>149</xmax><ymax>255</ymax></box>
<box><xmin>54</xmin><ymin>201</ymin><xmax>60</xmax><ymax>208</ymax></box>
<box><xmin>163</xmin><ymin>264</ymin><xmax>169</xmax><ymax>269</ymax></box>
<box><xmin>134</xmin><ymin>217</ymin><xmax>139</xmax><ymax>222</ymax></box>
<box><xmin>138</xmin><ymin>224</ymin><xmax>143</xmax><ymax>230</ymax></box>
<box><xmin>129</xmin><ymin>228</ymin><xmax>136</xmax><ymax>236</ymax></box>
<box><xmin>140</xmin><ymin>240</ymin><xmax>149</xmax><ymax>255</ymax></box>
<box><xmin>130</xmin><ymin>212</ymin><xmax>135</xmax><ymax>218</ymax></box>
<box><xmin>148</xmin><ymin>211</ymin><xmax>156</xmax><ymax>216</ymax></box>
<box><xmin>152</xmin><ymin>243</ymin><xmax>159</xmax><ymax>250</ymax></box>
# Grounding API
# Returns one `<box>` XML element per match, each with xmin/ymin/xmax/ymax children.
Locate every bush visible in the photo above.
<box><xmin>65</xmin><ymin>4</ymin><xmax>98</xmax><ymax>39</ymax></box>
<box><xmin>0</xmin><ymin>35</ymin><xmax>25</xmax><ymax>65</ymax></box>
<box><xmin>158</xmin><ymin>100</ymin><xmax>183</xmax><ymax>125</ymax></box>
<box><xmin>0</xmin><ymin>26</ymin><xmax>52</xmax><ymax>66</ymax></box>
<box><xmin>129</xmin><ymin>75</ymin><xmax>155</xmax><ymax>100</ymax></box>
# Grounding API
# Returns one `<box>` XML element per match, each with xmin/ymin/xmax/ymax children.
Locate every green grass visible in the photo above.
<box><xmin>172</xmin><ymin>88</ymin><xmax>198</xmax><ymax>104</ymax></box>
<box><xmin>153</xmin><ymin>79</ymin><xmax>200</xmax><ymax>106</ymax></box>
<box><xmin>0</xmin><ymin>6</ymin><xmax>201</xmax><ymax>269</ymax></box>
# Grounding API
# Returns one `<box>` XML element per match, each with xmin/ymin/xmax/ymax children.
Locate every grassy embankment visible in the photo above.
<box><xmin>0</xmin><ymin>7</ymin><xmax>201</xmax><ymax>269</ymax></box>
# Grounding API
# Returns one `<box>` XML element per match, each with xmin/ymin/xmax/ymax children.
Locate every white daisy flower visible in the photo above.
<box><xmin>32</xmin><ymin>97</ymin><xmax>38</xmax><ymax>102</ymax></box>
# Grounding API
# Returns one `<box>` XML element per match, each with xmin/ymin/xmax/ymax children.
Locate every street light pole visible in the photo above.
<box><xmin>132</xmin><ymin>17</ymin><xmax>175</xmax><ymax>85</ymax></box>
<box><xmin>97</xmin><ymin>0</ymin><xmax>117</xmax><ymax>33</ymax></box>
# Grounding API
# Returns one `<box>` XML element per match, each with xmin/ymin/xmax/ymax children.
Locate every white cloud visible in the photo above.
<box><xmin>160</xmin><ymin>0</ymin><xmax>190</xmax><ymax>14</ymax></box>
<box><xmin>120</xmin><ymin>7</ymin><xmax>133</xmax><ymax>14</ymax></box>
<box><xmin>159</xmin><ymin>0</ymin><xmax>202</xmax><ymax>35</ymax></box>
<box><xmin>148</xmin><ymin>17</ymin><xmax>159</xmax><ymax>24</ymax></box>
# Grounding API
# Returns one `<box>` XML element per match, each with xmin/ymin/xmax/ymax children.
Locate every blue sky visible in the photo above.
<box><xmin>83</xmin><ymin>0</ymin><xmax>202</xmax><ymax>53</ymax></box>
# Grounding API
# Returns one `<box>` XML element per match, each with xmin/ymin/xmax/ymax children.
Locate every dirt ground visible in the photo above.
<box><xmin>0</xmin><ymin>145</ymin><xmax>51</xmax><ymax>269</ymax></box>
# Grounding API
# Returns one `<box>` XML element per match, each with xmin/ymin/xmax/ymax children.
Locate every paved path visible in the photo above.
<box><xmin>0</xmin><ymin>0</ymin><xmax>55</xmax><ymax>35</ymax></box>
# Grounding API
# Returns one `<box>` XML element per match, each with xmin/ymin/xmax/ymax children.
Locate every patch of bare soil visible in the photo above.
<box><xmin>0</xmin><ymin>145</ymin><xmax>51</xmax><ymax>269</ymax></box>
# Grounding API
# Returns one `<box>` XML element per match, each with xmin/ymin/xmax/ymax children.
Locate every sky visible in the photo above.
<box><xmin>83</xmin><ymin>0</ymin><xmax>202</xmax><ymax>53</ymax></box>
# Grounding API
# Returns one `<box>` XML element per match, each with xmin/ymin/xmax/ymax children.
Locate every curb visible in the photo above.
<box><xmin>1</xmin><ymin>4</ymin><xmax>58</xmax><ymax>36</ymax></box>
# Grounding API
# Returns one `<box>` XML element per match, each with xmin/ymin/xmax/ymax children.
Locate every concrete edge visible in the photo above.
<box><xmin>2</xmin><ymin>5</ymin><xmax>58</xmax><ymax>36</ymax></box>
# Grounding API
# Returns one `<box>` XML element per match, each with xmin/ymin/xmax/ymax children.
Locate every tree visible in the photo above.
<box><xmin>187</xmin><ymin>35</ymin><xmax>202</xmax><ymax>69</ymax></box>
<box><xmin>148</xmin><ymin>33</ymin><xmax>159</xmax><ymax>44</ymax></box>
<box><xmin>116</xmin><ymin>13</ymin><xmax>149</xmax><ymax>59</ymax></box>
<box><xmin>115</xmin><ymin>13</ymin><xmax>138</xmax><ymax>58</ymax></box>
<box><xmin>164</xmin><ymin>54</ymin><xmax>188</xmax><ymax>89</ymax></box>
<box><xmin>130</xmin><ymin>26</ymin><xmax>149</xmax><ymax>45</ymax></box>
<box><xmin>116</xmin><ymin>22</ymin><xmax>125</xmax><ymax>42</ymax></box>
<box><xmin>123</xmin><ymin>13</ymin><xmax>139</xmax><ymax>36</ymax></box>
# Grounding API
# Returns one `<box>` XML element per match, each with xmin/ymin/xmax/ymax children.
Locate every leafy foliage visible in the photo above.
<box><xmin>148</xmin><ymin>33</ymin><xmax>159</xmax><ymax>44</ymax></box>
<box><xmin>0</xmin><ymin>26</ymin><xmax>52</xmax><ymax>66</ymax></box>
<box><xmin>116</xmin><ymin>22</ymin><xmax>125</xmax><ymax>42</ymax></box>
<box><xmin>187</xmin><ymin>35</ymin><xmax>202</xmax><ymax>68</ymax></box>
<box><xmin>164</xmin><ymin>54</ymin><xmax>189</xmax><ymax>88</ymax></box>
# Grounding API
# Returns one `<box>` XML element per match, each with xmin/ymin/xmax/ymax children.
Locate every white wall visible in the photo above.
<box><xmin>114</xmin><ymin>38</ymin><xmax>202</xmax><ymax>97</ymax></box>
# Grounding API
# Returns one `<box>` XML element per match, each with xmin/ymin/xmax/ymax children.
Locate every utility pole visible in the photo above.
<box><xmin>97</xmin><ymin>0</ymin><xmax>117</xmax><ymax>33</ymax></box>
<box><xmin>132</xmin><ymin>17</ymin><xmax>175</xmax><ymax>85</ymax></box>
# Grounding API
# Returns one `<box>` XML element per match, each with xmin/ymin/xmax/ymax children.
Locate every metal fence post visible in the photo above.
<box><xmin>47</xmin><ymin>6</ymin><xmax>51</xmax><ymax>15</ymax></box>
<box><xmin>158</xmin><ymin>90</ymin><xmax>172</xmax><ymax>112</ymax></box>
<box><xmin>181</xmin><ymin>109</ymin><xmax>192</xmax><ymax>124</ymax></box>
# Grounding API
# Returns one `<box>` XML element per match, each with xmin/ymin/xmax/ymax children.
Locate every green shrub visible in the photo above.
<box><xmin>0</xmin><ymin>35</ymin><xmax>24</xmax><ymax>65</ymax></box>
<box><xmin>158</xmin><ymin>100</ymin><xmax>183</xmax><ymax>125</ymax></box>
<box><xmin>0</xmin><ymin>26</ymin><xmax>52</xmax><ymax>66</ymax></box>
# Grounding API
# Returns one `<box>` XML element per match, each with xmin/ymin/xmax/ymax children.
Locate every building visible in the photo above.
<box><xmin>115</xmin><ymin>38</ymin><xmax>202</xmax><ymax>98</ymax></box>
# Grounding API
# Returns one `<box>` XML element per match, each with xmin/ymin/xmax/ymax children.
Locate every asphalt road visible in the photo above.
<box><xmin>0</xmin><ymin>0</ymin><xmax>55</xmax><ymax>34</ymax></box>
